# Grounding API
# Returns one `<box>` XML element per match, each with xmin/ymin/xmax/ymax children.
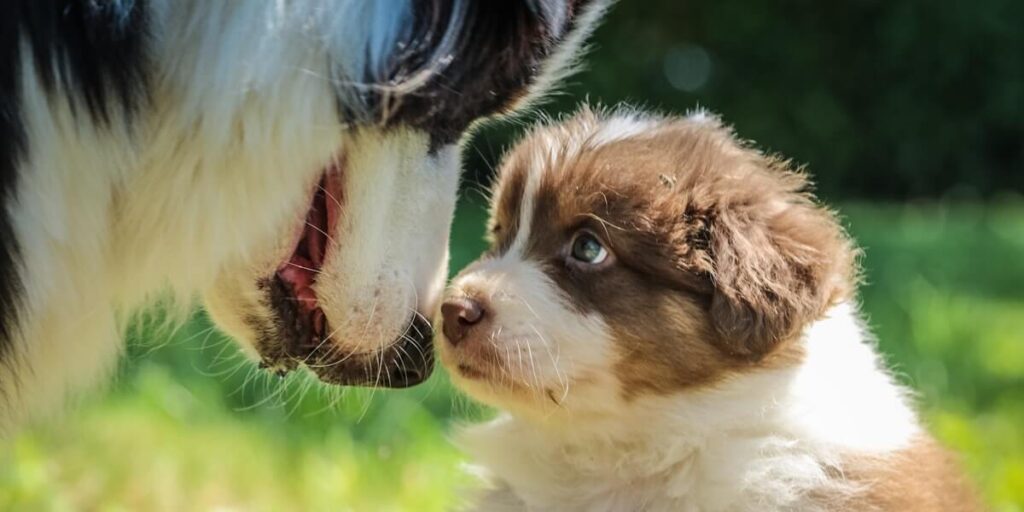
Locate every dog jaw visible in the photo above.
<box><xmin>206</xmin><ymin>131</ymin><xmax>457</xmax><ymax>387</ymax></box>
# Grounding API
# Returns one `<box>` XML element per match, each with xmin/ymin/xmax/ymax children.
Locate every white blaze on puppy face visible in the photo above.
<box><xmin>439</xmin><ymin>145</ymin><xmax>626</xmax><ymax>417</ymax></box>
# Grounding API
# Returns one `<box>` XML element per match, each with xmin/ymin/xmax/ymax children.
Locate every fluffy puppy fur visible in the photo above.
<box><xmin>0</xmin><ymin>0</ymin><xmax>610</xmax><ymax>432</ymax></box>
<box><xmin>438</xmin><ymin>107</ymin><xmax>980</xmax><ymax>511</ymax></box>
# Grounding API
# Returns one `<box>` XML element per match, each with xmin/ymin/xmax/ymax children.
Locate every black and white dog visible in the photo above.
<box><xmin>0</xmin><ymin>0</ymin><xmax>607</xmax><ymax>431</ymax></box>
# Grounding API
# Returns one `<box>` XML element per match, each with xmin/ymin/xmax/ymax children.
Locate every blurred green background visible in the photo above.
<box><xmin>3</xmin><ymin>2</ymin><xmax>1023</xmax><ymax>511</ymax></box>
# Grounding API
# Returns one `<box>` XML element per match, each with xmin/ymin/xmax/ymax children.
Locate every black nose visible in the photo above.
<box><xmin>441</xmin><ymin>297</ymin><xmax>486</xmax><ymax>345</ymax></box>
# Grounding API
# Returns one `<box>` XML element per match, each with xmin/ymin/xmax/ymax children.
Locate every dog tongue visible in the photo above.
<box><xmin>272</xmin><ymin>169</ymin><xmax>342</xmax><ymax>339</ymax></box>
<box><xmin>276</xmin><ymin>264</ymin><xmax>316</xmax><ymax>323</ymax></box>
<box><xmin>276</xmin><ymin>174</ymin><xmax>332</xmax><ymax>307</ymax></box>
<box><xmin>278</xmin><ymin>259</ymin><xmax>315</xmax><ymax>290</ymax></box>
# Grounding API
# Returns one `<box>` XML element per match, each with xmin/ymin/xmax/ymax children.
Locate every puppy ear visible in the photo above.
<box><xmin>703</xmin><ymin>178</ymin><xmax>856</xmax><ymax>360</ymax></box>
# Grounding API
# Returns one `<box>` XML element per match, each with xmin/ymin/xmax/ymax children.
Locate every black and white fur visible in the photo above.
<box><xmin>0</xmin><ymin>0</ymin><xmax>608</xmax><ymax>432</ymax></box>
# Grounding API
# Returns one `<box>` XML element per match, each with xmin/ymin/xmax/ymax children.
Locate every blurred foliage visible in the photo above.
<box><xmin>466</xmin><ymin>0</ymin><xmax>1024</xmax><ymax>200</ymax></box>
<box><xmin>846</xmin><ymin>203</ymin><xmax>1024</xmax><ymax>511</ymax></box>
<box><xmin>2</xmin><ymin>200</ymin><xmax>1023</xmax><ymax>510</ymax></box>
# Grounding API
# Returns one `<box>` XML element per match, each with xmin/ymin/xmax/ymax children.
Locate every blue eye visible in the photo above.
<box><xmin>570</xmin><ymin>233</ymin><xmax>609</xmax><ymax>265</ymax></box>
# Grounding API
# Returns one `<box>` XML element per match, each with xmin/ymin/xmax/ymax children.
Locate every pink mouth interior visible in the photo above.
<box><xmin>275</xmin><ymin>168</ymin><xmax>343</xmax><ymax>341</ymax></box>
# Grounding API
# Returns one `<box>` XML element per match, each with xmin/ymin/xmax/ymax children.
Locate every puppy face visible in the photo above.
<box><xmin>438</xmin><ymin>108</ymin><xmax>857</xmax><ymax>416</ymax></box>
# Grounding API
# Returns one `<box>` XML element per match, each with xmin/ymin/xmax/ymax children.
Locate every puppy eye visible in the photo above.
<box><xmin>570</xmin><ymin>233</ymin><xmax>609</xmax><ymax>265</ymax></box>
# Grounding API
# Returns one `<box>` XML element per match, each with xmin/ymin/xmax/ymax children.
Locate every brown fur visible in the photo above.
<box><xmin>490</xmin><ymin>107</ymin><xmax>856</xmax><ymax>396</ymax></box>
<box><xmin>487</xmin><ymin>157</ymin><xmax>527</xmax><ymax>255</ymax></box>
<box><xmin>822</xmin><ymin>436</ymin><xmax>983</xmax><ymax>511</ymax></box>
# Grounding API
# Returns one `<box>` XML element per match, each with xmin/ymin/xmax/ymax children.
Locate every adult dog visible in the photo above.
<box><xmin>0</xmin><ymin>0</ymin><xmax>607</xmax><ymax>431</ymax></box>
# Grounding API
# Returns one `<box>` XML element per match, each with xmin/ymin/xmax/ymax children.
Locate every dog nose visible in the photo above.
<box><xmin>441</xmin><ymin>297</ymin><xmax>486</xmax><ymax>345</ymax></box>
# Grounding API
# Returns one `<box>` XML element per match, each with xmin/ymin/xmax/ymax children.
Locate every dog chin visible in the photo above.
<box><xmin>206</xmin><ymin>133</ymin><xmax>461</xmax><ymax>388</ymax></box>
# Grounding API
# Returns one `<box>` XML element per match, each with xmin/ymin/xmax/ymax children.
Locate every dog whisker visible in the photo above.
<box><xmin>284</xmin><ymin>260</ymin><xmax>332</xmax><ymax>277</ymax></box>
<box><xmin>304</xmin><ymin>219</ymin><xmax>339</xmax><ymax>248</ymax></box>
<box><xmin>317</xmin><ymin>184</ymin><xmax>345</xmax><ymax>214</ymax></box>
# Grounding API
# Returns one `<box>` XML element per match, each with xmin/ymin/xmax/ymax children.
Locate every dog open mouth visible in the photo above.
<box><xmin>258</xmin><ymin>165</ymin><xmax>434</xmax><ymax>388</ymax></box>
<box><xmin>273</xmin><ymin>169</ymin><xmax>341</xmax><ymax>357</ymax></box>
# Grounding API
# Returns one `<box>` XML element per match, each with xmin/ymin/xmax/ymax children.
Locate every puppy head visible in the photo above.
<box><xmin>437</xmin><ymin>107</ymin><xmax>858</xmax><ymax>417</ymax></box>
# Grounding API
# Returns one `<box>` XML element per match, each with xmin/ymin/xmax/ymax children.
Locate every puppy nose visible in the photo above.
<box><xmin>441</xmin><ymin>297</ymin><xmax>486</xmax><ymax>345</ymax></box>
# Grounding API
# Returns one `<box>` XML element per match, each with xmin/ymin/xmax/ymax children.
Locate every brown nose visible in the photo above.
<box><xmin>441</xmin><ymin>297</ymin><xmax>486</xmax><ymax>345</ymax></box>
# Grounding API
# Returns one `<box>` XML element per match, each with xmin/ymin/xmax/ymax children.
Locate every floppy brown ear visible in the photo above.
<box><xmin>704</xmin><ymin>185</ymin><xmax>856</xmax><ymax>360</ymax></box>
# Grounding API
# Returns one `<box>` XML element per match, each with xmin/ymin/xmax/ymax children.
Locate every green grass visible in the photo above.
<box><xmin>2</xmin><ymin>200</ymin><xmax>1022</xmax><ymax>511</ymax></box>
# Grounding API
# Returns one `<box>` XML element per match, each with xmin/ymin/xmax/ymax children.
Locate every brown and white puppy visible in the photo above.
<box><xmin>437</xmin><ymin>107</ymin><xmax>980</xmax><ymax>511</ymax></box>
